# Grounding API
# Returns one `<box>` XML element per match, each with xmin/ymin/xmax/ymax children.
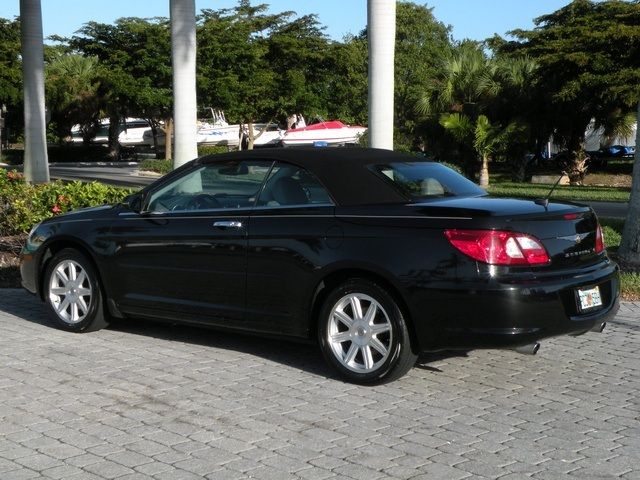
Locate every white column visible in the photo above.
<box><xmin>21</xmin><ymin>0</ymin><xmax>50</xmax><ymax>183</ymax></box>
<box><xmin>170</xmin><ymin>0</ymin><xmax>198</xmax><ymax>169</ymax></box>
<box><xmin>368</xmin><ymin>0</ymin><xmax>396</xmax><ymax>150</ymax></box>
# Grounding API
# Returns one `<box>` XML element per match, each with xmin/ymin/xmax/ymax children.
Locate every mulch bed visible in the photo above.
<box><xmin>0</xmin><ymin>236</ymin><xmax>25</xmax><ymax>288</ymax></box>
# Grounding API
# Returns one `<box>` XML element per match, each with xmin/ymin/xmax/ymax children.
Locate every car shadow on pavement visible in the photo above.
<box><xmin>107</xmin><ymin>317</ymin><xmax>337</xmax><ymax>379</ymax></box>
<box><xmin>2</xmin><ymin>290</ymin><xmax>472</xmax><ymax>382</ymax></box>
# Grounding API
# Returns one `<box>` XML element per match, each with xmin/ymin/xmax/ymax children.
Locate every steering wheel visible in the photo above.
<box><xmin>186</xmin><ymin>194</ymin><xmax>221</xmax><ymax>210</ymax></box>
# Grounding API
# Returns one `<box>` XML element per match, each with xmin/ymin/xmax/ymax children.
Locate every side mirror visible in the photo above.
<box><xmin>122</xmin><ymin>193</ymin><xmax>143</xmax><ymax>212</ymax></box>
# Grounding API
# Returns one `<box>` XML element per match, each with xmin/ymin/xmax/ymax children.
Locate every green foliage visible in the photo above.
<box><xmin>393</xmin><ymin>2</ymin><xmax>453</xmax><ymax>146</ymax></box>
<box><xmin>0</xmin><ymin>17</ymin><xmax>23</xmax><ymax>142</ymax></box>
<box><xmin>418</xmin><ymin>41</ymin><xmax>535</xmax><ymax>179</ymax></box>
<box><xmin>197</xmin><ymin>145</ymin><xmax>231</xmax><ymax>157</ymax></box>
<box><xmin>197</xmin><ymin>3</ymin><xmax>338</xmax><ymax>127</ymax></box>
<box><xmin>0</xmin><ymin>17</ymin><xmax>21</xmax><ymax>106</ymax></box>
<box><xmin>322</xmin><ymin>37</ymin><xmax>368</xmax><ymax>125</ymax></box>
<box><xmin>620</xmin><ymin>272</ymin><xmax>640</xmax><ymax>300</ymax></box>
<box><xmin>602</xmin><ymin>224</ymin><xmax>622</xmax><ymax>249</ymax></box>
<box><xmin>499</xmin><ymin>0</ymin><xmax>640</xmax><ymax>152</ymax></box>
<box><xmin>68</xmin><ymin>17</ymin><xmax>173</xmax><ymax>152</ymax></box>
<box><xmin>0</xmin><ymin>169</ymin><xmax>133</xmax><ymax>235</ymax></box>
<box><xmin>600</xmin><ymin>217</ymin><xmax>640</xmax><ymax>300</ymax></box>
<box><xmin>439</xmin><ymin>113</ymin><xmax>474</xmax><ymax>143</ymax></box>
<box><xmin>197</xmin><ymin>4</ymin><xmax>283</xmax><ymax>124</ymax></box>
<box><xmin>46</xmin><ymin>54</ymin><xmax>102</xmax><ymax>142</ymax></box>
<box><xmin>139</xmin><ymin>159</ymin><xmax>172</xmax><ymax>175</ymax></box>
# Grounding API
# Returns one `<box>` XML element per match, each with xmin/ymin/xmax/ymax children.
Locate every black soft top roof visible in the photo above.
<box><xmin>199</xmin><ymin>147</ymin><xmax>420</xmax><ymax>206</ymax></box>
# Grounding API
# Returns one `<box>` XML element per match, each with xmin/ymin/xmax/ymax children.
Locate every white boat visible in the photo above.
<box><xmin>196</xmin><ymin>110</ymin><xmax>284</xmax><ymax>148</ymax></box>
<box><xmin>244</xmin><ymin>122</ymin><xmax>284</xmax><ymax>147</ymax></box>
<box><xmin>196</xmin><ymin>110</ymin><xmax>242</xmax><ymax>147</ymax></box>
<box><xmin>142</xmin><ymin>119</ymin><xmax>283</xmax><ymax>149</ymax></box>
<box><xmin>281</xmin><ymin>118</ymin><xmax>367</xmax><ymax>147</ymax></box>
<box><xmin>69</xmin><ymin>118</ymin><xmax>155</xmax><ymax>146</ymax></box>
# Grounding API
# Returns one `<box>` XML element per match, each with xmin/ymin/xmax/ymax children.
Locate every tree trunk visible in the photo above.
<box><xmin>367</xmin><ymin>0</ymin><xmax>396</xmax><ymax>150</ymax></box>
<box><xmin>170</xmin><ymin>0</ymin><xmax>198</xmax><ymax>169</ymax></box>
<box><xmin>479</xmin><ymin>154</ymin><xmax>489</xmax><ymax>187</ymax></box>
<box><xmin>20</xmin><ymin>0</ymin><xmax>49</xmax><ymax>183</ymax></box>
<box><xmin>565</xmin><ymin>148</ymin><xmax>589</xmax><ymax>186</ymax></box>
<box><xmin>165</xmin><ymin>117</ymin><xmax>173</xmax><ymax>161</ymax></box>
<box><xmin>247</xmin><ymin>122</ymin><xmax>255</xmax><ymax>150</ymax></box>
<box><xmin>107</xmin><ymin>113</ymin><xmax>120</xmax><ymax>160</ymax></box>
<box><xmin>618</xmin><ymin>100</ymin><xmax>640</xmax><ymax>271</ymax></box>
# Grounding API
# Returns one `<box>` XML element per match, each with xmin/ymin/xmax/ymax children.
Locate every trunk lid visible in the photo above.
<box><xmin>411</xmin><ymin>197</ymin><xmax>604</xmax><ymax>269</ymax></box>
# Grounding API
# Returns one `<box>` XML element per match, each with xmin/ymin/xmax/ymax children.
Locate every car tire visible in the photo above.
<box><xmin>43</xmin><ymin>248</ymin><xmax>109</xmax><ymax>333</ymax></box>
<box><xmin>318</xmin><ymin>278</ymin><xmax>418</xmax><ymax>384</ymax></box>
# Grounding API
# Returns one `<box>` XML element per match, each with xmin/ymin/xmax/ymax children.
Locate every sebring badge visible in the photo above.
<box><xmin>558</xmin><ymin>232</ymin><xmax>590</xmax><ymax>244</ymax></box>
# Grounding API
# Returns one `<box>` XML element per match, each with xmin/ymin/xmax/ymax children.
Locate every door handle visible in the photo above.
<box><xmin>213</xmin><ymin>220</ymin><xmax>243</xmax><ymax>228</ymax></box>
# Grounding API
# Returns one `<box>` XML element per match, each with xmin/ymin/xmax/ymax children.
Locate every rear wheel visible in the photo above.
<box><xmin>43</xmin><ymin>249</ymin><xmax>108</xmax><ymax>332</ymax></box>
<box><xmin>318</xmin><ymin>279</ymin><xmax>417</xmax><ymax>384</ymax></box>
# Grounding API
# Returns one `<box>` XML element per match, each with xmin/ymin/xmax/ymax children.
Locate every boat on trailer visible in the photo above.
<box><xmin>281</xmin><ymin>118</ymin><xmax>367</xmax><ymax>147</ymax></box>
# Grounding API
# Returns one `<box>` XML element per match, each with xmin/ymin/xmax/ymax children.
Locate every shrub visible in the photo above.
<box><xmin>140</xmin><ymin>159</ymin><xmax>172</xmax><ymax>175</ymax></box>
<box><xmin>0</xmin><ymin>169</ymin><xmax>134</xmax><ymax>235</ymax></box>
<box><xmin>198</xmin><ymin>145</ymin><xmax>231</xmax><ymax>156</ymax></box>
<box><xmin>602</xmin><ymin>225</ymin><xmax>622</xmax><ymax>250</ymax></box>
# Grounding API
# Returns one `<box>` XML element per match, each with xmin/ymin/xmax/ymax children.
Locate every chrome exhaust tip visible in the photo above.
<box><xmin>591</xmin><ymin>322</ymin><xmax>606</xmax><ymax>333</ymax></box>
<box><xmin>511</xmin><ymin>342</ymin><xmax>540</xmax><ymax>355</ymax></box>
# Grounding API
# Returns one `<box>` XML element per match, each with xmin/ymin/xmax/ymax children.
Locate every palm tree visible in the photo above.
<box><xmin>367</xmin><ymin>0</ymin><xmax>396</xmax><ymax>150</ymax></box>
<box><xmin>418</xmin><ymin>43</ymin><xmax>535</xmax><ymax>185</ymax></box>
<box><xmin>46</xmin><ymin>54</ymin><xmax>101</xmax><ymax>143</ymax></box>
<box><xmin>440</xmin><ymin>113</ymin><xmax>517</xmax><ymax>187</ymax></box>
<box><xmin>170</xmin><ymin>0</ymin><xmax>198</xmax><ymax>169</ymax></box>
<box><xmin>417</xmin><ymin>42</ymin><xmax>500</xmax><ymax>119</ymax></box>
<box><xmin>20</xmin><ymin>0</ymin><xmax>49</xmax><ymax>183</ymax></box>
<box><xmin>417</xmin><ymin>43</ymin><xmax>501</xmax><ymax>183</ymax></box>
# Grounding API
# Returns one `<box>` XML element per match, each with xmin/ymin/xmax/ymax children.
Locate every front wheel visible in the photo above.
<box><xmin>43</xmin><ymin>248</ymin><xmax>109</xmax><ymax>332</ymax></box>
<box><xmin>318</xmin><ymin>279</ymin><xmax>417</xmax><ymax>384</ymax></box>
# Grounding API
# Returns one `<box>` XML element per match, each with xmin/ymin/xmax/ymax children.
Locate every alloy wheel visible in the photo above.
<box><xmin>327</xmin><ymin>293</ymin><xmax>393</xmax><ymax>373</ymax></box>
<box><xmin>48</xmin><ymin>259</ymin><xmax>93</xmax><ymax>324</ymax></box>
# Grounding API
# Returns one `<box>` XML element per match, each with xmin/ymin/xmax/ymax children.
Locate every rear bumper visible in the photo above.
<box><xmin>412</xmin><ymin>260</ymin><xmax>620</xmax><ymax>351</ymax></box>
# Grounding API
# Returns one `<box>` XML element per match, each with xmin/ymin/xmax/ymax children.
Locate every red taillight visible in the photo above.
<box><xmin>595</xmin><ymin>223</ymin><xmax>605</xmax><ymax>253</ymax></box>
<box><xmin>444</xmin><ymin>229</ymin><xmax>550</xmax><ymax>266</ymax></box>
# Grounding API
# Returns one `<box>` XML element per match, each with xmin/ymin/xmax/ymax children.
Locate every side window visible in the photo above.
<box><xmin>145</xmin><ymin>160</ymin><xmax>273</xmax><ymax>212</ymax></box>
<box><xmin>257</xmin><ymin>162</ymin><xmax>333</xmax><ymax>207</ymax></box>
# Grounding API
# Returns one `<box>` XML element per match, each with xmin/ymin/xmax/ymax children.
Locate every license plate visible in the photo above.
<box><xmin>577</xmin><ymin>285</ymin><xmax>602</xmax><ymax>311</ymax></box>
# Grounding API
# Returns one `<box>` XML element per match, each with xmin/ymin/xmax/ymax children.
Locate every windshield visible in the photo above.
<box><xmin>370</xmin><ymin>162</ymin><xmax>486</xmax><ymax>201</ymax></box>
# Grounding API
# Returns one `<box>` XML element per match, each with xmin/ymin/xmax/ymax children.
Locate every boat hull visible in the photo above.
<box><xmin>281</xmin><ymin>123</ymin><xmax>366</xmax><ymax>147</ymax></box>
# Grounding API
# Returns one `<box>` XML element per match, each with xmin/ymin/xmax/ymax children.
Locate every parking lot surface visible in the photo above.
<box><xmin>1</xmin><ymin>289</ymin><xmax>639</xmax><ymax>480</ymax></box>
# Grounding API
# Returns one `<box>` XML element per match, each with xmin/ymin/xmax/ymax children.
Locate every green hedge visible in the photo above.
<box><xmin>139</xmin><ymin>159</ymin><xmax>172</xmax><ymax>175</ymax></box>
<box><xmin>0</xmin><ymin>169</ymin><xmax>134</xmax><ymax>235</ymax></box>
<box><xmin>140</xmin><ymin>146</ymin><xmax>232</xmax><ymax>174</ymax></box>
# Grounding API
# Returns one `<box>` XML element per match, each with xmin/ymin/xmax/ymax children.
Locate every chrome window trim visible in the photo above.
<box><xmin>119</xmin><ymin>203</ymin><xmax>335</xmax><ymax>218</ymax></box>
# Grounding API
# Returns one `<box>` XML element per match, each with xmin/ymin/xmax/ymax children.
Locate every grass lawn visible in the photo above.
<box><xmin>487</xmin><ymin>159</ymin><xmax>632</xmax><ymax>202</ymax></box>
<box><xmin>600</xmin><ymin>218</ymin><xmax>639</xmax><ymax>301</ymax></box>
<box><xmin>487</xmin><ymin>181</ymin><xmax>630</xmax><ymax>203</ymax></box>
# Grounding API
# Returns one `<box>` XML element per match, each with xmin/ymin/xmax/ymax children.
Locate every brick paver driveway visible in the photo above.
<box><xmin>1</xmin><ymin>289</ymin><xmax>638</xmax><ymax>480</ymax></box>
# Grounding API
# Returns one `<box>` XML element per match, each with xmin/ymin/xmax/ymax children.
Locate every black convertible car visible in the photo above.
<box><xmin>21</xmin><ymin>148</ymin><xmax>619</xmax><ymax>383</ymax></box>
